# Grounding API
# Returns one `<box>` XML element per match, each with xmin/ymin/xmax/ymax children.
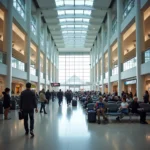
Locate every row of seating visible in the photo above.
<box><xmin>86</xmin><ymin>102</ymin><xmax>150</xmax><ymax>121</ymax></box>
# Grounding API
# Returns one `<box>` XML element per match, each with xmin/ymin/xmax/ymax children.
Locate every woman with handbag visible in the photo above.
<box><xmin>39</xmin><ymin>89</ymin><xmax>48</xmax><ymax>114</ymax></box>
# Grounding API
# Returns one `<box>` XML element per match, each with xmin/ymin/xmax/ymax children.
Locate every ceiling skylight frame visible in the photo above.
<box><xmin>55</xmin><ymin>0</ymin><xmax>94</xmax><ymax>7</ymax></box>
<box><xmin>55</xmin><ymin>0</ymin><xmax>94</xmax><ymax>48</ymax></box>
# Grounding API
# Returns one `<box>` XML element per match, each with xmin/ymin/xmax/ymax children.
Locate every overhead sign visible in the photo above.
<box><xmin>125</xmin><ymin>80</ymin><xmax>136</xmax><ymax>85</ymax></box>
<box><xmin>51</xmin><ymin>83</ymin><xmax>60</xmax><ymax>87</ymax></box>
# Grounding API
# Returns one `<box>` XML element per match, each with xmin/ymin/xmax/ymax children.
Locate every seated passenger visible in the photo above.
<box><xmin>116</xmin><ymin>96</ymin><xmax>129</xmax><ymax>121</ymax></box>
<box><xmin>84</xmin><ymin>95</ymin><xmax>93</xmax><ymax>108</ymax></box>
<box><xmin>94</xmin><ymin>96</ymin><xmax>108</xmax><ymax>124</ymax></box>
<box><xmin>129</xmin><ymin>97</ymin><xmax>148</xmax><ymax>124</ymax></box>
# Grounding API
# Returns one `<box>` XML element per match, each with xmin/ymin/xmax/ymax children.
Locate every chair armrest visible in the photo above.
<box><xmin>137</xmin><ymin>108</ymin><xmax>144</xmax><ymax>111</ymax></box>
<box><xmin>129</xmin><ymin>108</ymin><xmax>132</xmax><ymax>112</ymax></box>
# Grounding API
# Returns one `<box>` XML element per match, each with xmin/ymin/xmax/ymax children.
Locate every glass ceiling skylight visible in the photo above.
<box><xmin>57</xmin><ymin>10</ymin><xmax>92</xmax><ymax>16</ymax></box>
<box><xmin>61</xmin><ymin>25</ymin><xmax>88</xmax><ymax>29</ymax></box>
<box><xmin>59</xmin><ymin>18</ymin><xmax>90</xmax><ymax>23</ymax></box>
<box><xmin>55</xmin><ymin>0</ymin><xmax>94</xmax><ymax>7</ymax></box>
<box><xmin>55</xmin><ymin>0</ymin><xmax>94</xmax><ymax>47</ymax></box>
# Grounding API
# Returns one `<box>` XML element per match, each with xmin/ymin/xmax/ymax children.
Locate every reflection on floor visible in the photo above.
<box><xmin>0</xmin><ymin>99</ymin><xmax>150</xmax><ymax>150</ymax></box>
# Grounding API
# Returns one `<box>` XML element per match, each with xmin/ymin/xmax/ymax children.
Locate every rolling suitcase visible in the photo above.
<box><xmin>88</xmin><ymin>110</ymin><xmax>96</xmax><ymax>123</ymax></box>
<box><xmin>72</xmin><ymin>100</ymin><xmax>77</xmax><ymax>107</ymax></box>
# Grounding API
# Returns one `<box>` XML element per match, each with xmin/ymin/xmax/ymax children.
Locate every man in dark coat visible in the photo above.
<box><xmin>57</xmin><ymin>89</ymin><xmax>63</xmax><ymax>106</ymax></box>
<box><xmin>45</xmin><ymin>90</ymin><xmax>51</xmax><ymax>104</ymax></box>
<box><xmin>20</xmin><ymin>82</ymin><xmax>38</xmax><ymax>137</ymax></box>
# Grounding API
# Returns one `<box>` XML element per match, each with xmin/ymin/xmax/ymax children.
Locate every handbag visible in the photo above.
<box><xmin>18</xmin><ymin>111</ymin><xmax>24</xmax><ymax>120</ymax></box>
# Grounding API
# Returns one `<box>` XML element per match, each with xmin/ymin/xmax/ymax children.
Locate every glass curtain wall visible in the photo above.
<box><xmin>59</xmin><ymin>53</ymin><xmax>90</xmax><ymax>91</ymax></box>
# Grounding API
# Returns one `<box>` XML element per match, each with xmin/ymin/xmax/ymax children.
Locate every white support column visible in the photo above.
<box><xmin>26</xmin><ymin>0</ymin><xmax>31</xmax><ymax>82</ymax></box>
<box><xmin>37</xmin><ymin>10</ymin><xmax>41</xmax><ymax>93</ymax></box>
<box><xmin>117</xmin><ymin>0</ymin><xmax>123</xmax><ymax>96</ymax></box>
<box><xmin>107</xmin><ymin>9</ymin><xmax>112</xmax><ymax>94</ymax></box>
<box><xmin>101</xmin><ymin>24</ymin><xmax>105</xmax><ymax>94</ymax></box>
<box><xmin>49</xmin><ymin>36</ymin><xmax>52</xmax><ymax>83</ymax></box>
<box><xmin>5</xmin><ymin>0</ymin><xmax>13</xmax><ymax>91</ymax></box>
<box><xmin>48</xmin><ymin>35</ymin><xmax>51</xmax><ymax>83</ymax></box>
<box><xmin>43</xmin><ymin>24</ymin><xmax>47</xmax><ymax>89</ymax></box>
<box><xmin>58</xmin><ymin>51</ymin><xmax>59</xmax><ymax>82</ymax></box>
<box><xmin>97</xmin><ymin>34</ymin><xmax>100</xmax><ymax>83</ymax></box>
<box><xmin>135</xmin><ymin>0</ymin><xmax>143</xmax><ymax>100</ymax></box>
<box><xmin>53</xmin><ymin>47</ymin><xmax>56</xmax><ymax>82</ymax></box>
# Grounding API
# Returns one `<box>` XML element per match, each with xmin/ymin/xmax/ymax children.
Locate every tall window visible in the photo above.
<box><xmin>13</xmin><ymin>0</ymin><xmax>25</xmax><ymax>20</ymax></box>
<box><xmin>31</xmin><ymin>15</ymin><xmax>37</xmax><ymax>35</ymax></box>
<box><xmin>59</xmin><ymin>53</ymin><xmax>90</xmax><ymax>88</ymax></box>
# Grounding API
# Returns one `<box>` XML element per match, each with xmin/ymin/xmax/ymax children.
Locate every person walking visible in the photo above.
<box><xmin>45</xmin><ymin>90</ymin><xmax>51</xmax><ymax>104</ymax></box>
<box><xmin>68</xmin><ymin>90</ymin><xmax>72</xmax><ymax>106</ymax></box>
<box><xmin>20</xmin><ymin>83</ymin><xmax>38</xmax><ymax>137</ymax></box>
<box><xmin>39</xmin><ymin>89</ymin><xmax>48</xmax><ymax>114</ymax></box>
<box><xmin>3</xmin><ymin>88</ymin><xmax>11</xmax><ymax>120</ymax></box>
<box><xmin>51</xmin><ymin>90</ymin><xmax>55</xmax><ymax>102</ymax></box>
<box><xmin>57</xmin><ymin>89</ymin><xmax>63</xmax><ymax>106</ymax></box>
<box><xmin>66</xmin><ymin>90</ymin><xmax>70</xmax><ymax>106</ymax></box>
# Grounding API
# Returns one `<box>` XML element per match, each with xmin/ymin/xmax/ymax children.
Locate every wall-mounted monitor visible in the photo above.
<box><xmin>51</xmin><ymin>83</ymin><xmax>60</xmax><ymax>87</ymax></box>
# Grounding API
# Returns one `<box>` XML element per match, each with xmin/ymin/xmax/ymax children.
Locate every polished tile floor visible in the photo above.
<box><xmin>0</xmin><ymin>99</ymin><xmax>150</xmax><ymax>150</ymax></box>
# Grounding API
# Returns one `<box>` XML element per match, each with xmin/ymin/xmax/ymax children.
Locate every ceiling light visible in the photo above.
<box><xmin>59</xmin><ymin>19</ymin><xmax>66</xmax><ymax>22</ymax></box>
<box><xmin>85</xmin><ymin>0</ymin><xmax>94</xmax><ymax>6</ymax></box>
<box><xmin>61</xmin><ymin>25</ymin><xmax>67</xmax><ymax>28</ymax></box>
<box><xmin>64</xmin><ymin>0</ymin><xmax>74</xmax><ymax>5</ymax></box>
<box><xmin>84</xmin><ymin>10</ymin><xmax>91</xmax><ymax>15</ymax></box>
<box><xmin>57</xmin><ymin>10</ymin><xmax>65</xmax><ymax>15</ymax></box>
<box><xmin>75</xmin><ymin>0</ymin><xmax>84</xmax><ymax>5</ymax></box>
<box><xmin>66</xmin><ymin>18</ymin><xmax>74</xmax><ymax>22</ymax></box>
<box><xmin>75</xmin><ymin>10</ymin><xmax>84</xmax><ymax>14</ymax></box>
<box><xmin>83</xmin><ymin>19</ymin><xmax>90</xmax><ymax>22</ymax></box>
<box><xmin>55</xmin><ymin>0</ymin><xmax>64</xmax><ymax>6</ymax></box>
<box><xmin>75</xmin><ymin>18</ymin><xmax>82</xmax><ymax>21</ymax></box>
<box><xmin>65</xmin><ymin>10</ymin><xmax>74</xmax><ymax>14</ymax></box>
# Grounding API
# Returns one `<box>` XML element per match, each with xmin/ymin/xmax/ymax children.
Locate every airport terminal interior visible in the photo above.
<box><xmin>0</xmin><ymin>0</ymin><xmax>150</xmax><ymax>149</ymax></box>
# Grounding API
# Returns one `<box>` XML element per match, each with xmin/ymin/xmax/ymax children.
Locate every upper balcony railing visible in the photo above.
<box><xmin>12</xmin><ymin>57</ymin><xmax>25</xmax><ymax>71</ymax></box>
<box><xmin>123</xmin><ymin>0</ymin><xmax>135</xmax><ymax>20</ymax></box>
<box><xmin>13</xmin><ymin>0</ymin><xmax>25</xmax><ymax>20</ymax></box>
<box><xmin>144</xmin><ymin>49</ymin><xmax>150</xmax><ymax>63</ymax></box>
<box><xmin>123</xmin><ymin>57</ymin><xmax>136</xmax><ymax>71</ymax></box>
<box><xmin>30</xmin><ymin>65</ymin><xmax>36</xmax><ymax>76</ymax></box>
<box><xmin>40</xmin><ymin>72</ymin><xmax>44</xmax><ymax>79</ymax></box>
<box><xmin>40</xmin><ymin>35</ymin><xmax>44</xmax><ymax>48</ymax></box>
<box><xmin>100</xmin><ymin>75</ymin><xmax>102</xmax><ymax>81</ymax></box>
<box><xmin>105</xmin><ymin>72</ymin><xmax>108</xmax><ymax>79</ymax></box>
<box><xmin>31</xmin><ymin>15</ymin><xmax>37</xmax><ymax>35</ymax></box>
<box><xmin>112</xmin><ymin>17</ymin><xmax>117</xmax><ymax>35</ymax></box>
<box><xmin>46</xmin><ymin>75</ymin><xmax>49</xmax><ymax>80</ymax></box>
<box><xmin>112</xmin><ymin>66</ymin><xmax>118</xmax><ymax>75</ymax></box>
